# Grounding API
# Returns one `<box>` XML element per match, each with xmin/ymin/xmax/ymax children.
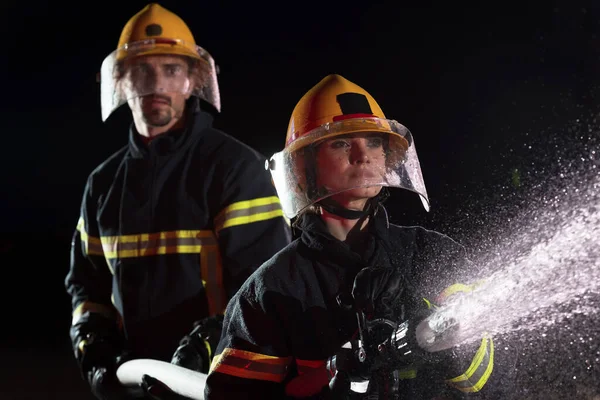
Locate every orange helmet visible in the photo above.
<box><xmin>267</xmin><ymin>74</ymin><xmax>430</xmax><ymax>218</ymax></box>
<box><xmin>99</xmin><ymin>3</ymin><xmax>221</xmax><ymax>121</ymax></box>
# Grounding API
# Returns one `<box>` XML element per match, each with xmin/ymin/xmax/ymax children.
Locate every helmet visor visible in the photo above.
<box><xmin>268</xmin><ymin>118</ymin><xmax>430</xmax><ymax>219</ymax></box>
<box><xmin>99</xmin><ymin>38</ymin><xmax>221</xmax><ymax>121</ymax></box>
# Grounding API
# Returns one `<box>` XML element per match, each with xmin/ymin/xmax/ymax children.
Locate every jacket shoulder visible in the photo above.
<box><xmin>85</xmin><ymin>145</ymin><xmax>129</xmax><ymax>196</ymax></box>
<box><xmin>89</xmin><ymin>145</ymin><xmax>128</xmax><ymax>179</ymax></box>
<box><xmin>239</xmin><ymin>240</ymin><xmax>304</xmax><ymax>296</ymax></box>
<box><xmin>389</xmin><ymin>224</ymin><xmax>465</xmax><ymax>252</ymax></box>
<box><xmin>200</xmin><ymin>128</ymin><xmax>266</xmax><ymax>163</ymax></box>
<box><xmin>388</xmin><ymin>224</ymin><xmax>473</xmax><ymax>293</ymax></box>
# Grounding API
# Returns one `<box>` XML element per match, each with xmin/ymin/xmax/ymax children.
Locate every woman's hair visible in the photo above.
<box><xmin>291</xmin><ymin>205</ymin><xmax>319</xmax><ymax>229</ymax></box>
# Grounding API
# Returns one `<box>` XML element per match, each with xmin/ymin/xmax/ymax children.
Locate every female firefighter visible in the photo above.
<box><xmin>202</xmin><ymin>74</ymin><xmax>495</xmax><ymax>399</ymax></box>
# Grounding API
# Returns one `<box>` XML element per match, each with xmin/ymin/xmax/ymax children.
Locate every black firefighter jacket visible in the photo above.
<box><xmin>65</xmin><ymin>108</ymin><xmax>292</xmax><ymax>361</ymax></box>
<box><xmin>205</xmin><ymin>208</ymin><xmax>499</xmax><ymax>399</ymax></box>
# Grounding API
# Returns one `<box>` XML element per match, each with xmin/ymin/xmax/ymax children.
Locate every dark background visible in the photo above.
<box><xmin>1</xmin><ymin>1</ymin><xmax>599</xmax><ymax>399</ymax></box>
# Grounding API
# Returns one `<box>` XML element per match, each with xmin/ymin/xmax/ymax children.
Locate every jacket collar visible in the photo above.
<box><xmin>297</xmin><ymin>204</ymin><xmax>393</xmax><ymax>271</ymax></box>
<box><xmin>128</xmin><ymin>105</ymin><xmax>214</xmax><ymax>159</ymax></box>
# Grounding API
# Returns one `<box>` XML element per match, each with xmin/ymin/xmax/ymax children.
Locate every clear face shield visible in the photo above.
<box><xmin>267</xmin><ymin>118</ymin><xmax>430</xmax><ymax>219</ymax></box>
<box><xmin>99</xmin><ymin>38</ymin><xmax>221</xmax><ymax>122</ymax></box>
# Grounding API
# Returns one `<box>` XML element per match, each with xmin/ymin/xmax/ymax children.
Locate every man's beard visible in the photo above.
<box><xmin>140</xmin><ymin>95</ymin><xmax>182</xmax><ymax>127</ymax></box>
<box><xmin>143</xmin><ymin>108</ymin><xmax>173</xmax><ymax>127</ymax></box>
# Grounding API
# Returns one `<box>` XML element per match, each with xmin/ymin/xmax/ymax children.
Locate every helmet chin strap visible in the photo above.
<box><xmin>319</xmin><ymin>198</ymin><xmax>370</xmax><ymax>220</ymax></box>
<box><xmin>318</xmin><ymin>188</ymin><xmax>390</xmax><ymax>220</ymax></box>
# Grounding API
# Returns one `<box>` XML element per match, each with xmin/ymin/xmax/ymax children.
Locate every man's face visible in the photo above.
<box><xmin>124</xmin><ymin>54</ymin><xmax>193</xmax><ymax>127</ymax></box>
<box><xmin>314</xmin><ymin>133</ymin><xmax>386</xmax><ymax>202</ymax></box>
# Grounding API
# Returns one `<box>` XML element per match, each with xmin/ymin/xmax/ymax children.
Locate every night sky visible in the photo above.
<box><xmin>1</xmin><ymin>1</ymin><xmax>599</xmax><ymax>398</ymax></box>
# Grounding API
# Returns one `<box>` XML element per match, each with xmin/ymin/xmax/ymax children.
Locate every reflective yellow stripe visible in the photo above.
<box><xmin>200</xmin><ymin>244</ymin><xmax>225</xmax><ymax>316</ymax></box>
<box><xmin>77</xmin><ymin>218</ymin><xmax>225</xmax><ymax>313</ymax></box>
<box><xmin>422</xmin><ymin>297</ymin><xmax>434</xmax><ymax>309</ymax></box>
<box><xmin>78</xmin><ymin>218</ymin><xmax>218</xmax><ymax>260</ymax></box>
<box><xmin>100</xmin><ymin>230</ymin><xmax>217</xmax><ymax>259</ymax></box>
<box><xmin>214</xmin><ymin>196</ymin><xmax>284</xmax><ymax>234</ymax></box>
<box><xmin>210</xmin><ymin>348</ymin><xmax>291</xmax><ymax>382</ymax></box>
<box><xmin>77</xmin><ymin>338</ymin><xmax>89</xmax><ymax>354</ymax></box>
<box><xmin>397</xmin><ymin>368</ymin><xmax>417</xmax><ymax>379</ymax></box>
<box><xmin>437</xmin><ymin>283</ymin><xmax>474</xmax><ymax>303</ymax></box>
<box><xmin>77</xmin><ymin>217</ymin><xmax>104</xmax><ymax>256</ymax></box>
<box><xmin>446</xmin><ymin>335</ymin><xmax>494</xmax><ymax>393</ymax></box>
<box><xmin>72</xmin><ymin>301</ymin><xmax>116</xmax><ymax>325</ymax></box>
<box><xmin>437</xmin><ymin>280</ymin><xmax>486</xmax><ymax>303</ymax></box>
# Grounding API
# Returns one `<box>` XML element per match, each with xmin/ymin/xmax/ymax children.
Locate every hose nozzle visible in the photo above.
<box><xmin>415</xmin><ymin>308</ymin><xmax>460</xmax><ymax>352</ymax></box>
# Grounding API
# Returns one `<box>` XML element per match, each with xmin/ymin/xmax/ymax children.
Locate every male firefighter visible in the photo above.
<box><xmin>64</xmin><ymin>3</ymin><xmax>291</xmax><ymax>399</ymax></box>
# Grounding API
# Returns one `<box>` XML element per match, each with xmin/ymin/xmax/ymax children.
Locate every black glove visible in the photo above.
<box><xmin>86</xmin><ymin>362</ymin><xmax>138</xmax><ymax>400</ymax></box>
<box><xmin>351</xmin><ymin>267</ymin><xmax>434</xmax><ymax>371</ymax></box>
<box><xmin>327</xmin><ymin>344</ymin><xmax>371</xmax><ymax>382</ymax></box>
<box><xmin>327</xmin><ymin>371</ymin><xmax>351</xmax><ymax>400</ymax></box>
<box><xmin>79</xmin><ymin>342</ymin><xmax>137</xmax><ymax>400</ymax></box>
<box><xmin>351</xmin><ymin>266</ymin><xmax>408</xmax><ymax>320</ymax></box>
<box><xmin>70</xmin><ymin>313</ymin><xmax>134</xmax><ymax>400</ymax></box>
<box><xmin>141</xmin><ymin>375</ymin><xmax>192</xmax><ymax>400</ymax></box>
<box><xmin>170</xmin><ymin>315</ymin><xmax>224</xmax><ymax>373</ymax></box>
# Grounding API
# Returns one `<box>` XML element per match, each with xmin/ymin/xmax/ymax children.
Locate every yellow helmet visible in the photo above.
<box><xmin>268</xmin><ymin>74</ymin><xmax>430</xmax><ymax>218</ymax></box>
<box><xmin>285</xmin><ymin>74</ymin><xmax>407</xmax><ymax>151</ymax></box>
<box><xmin>99</xmin><ymin>3</ymin><xmax>221</xmax><ymax>122</ymax></box>
<box><xmin>116</xmin><ymin>3</ymin><xmax>200</xmax><ymax>62</ymax></box>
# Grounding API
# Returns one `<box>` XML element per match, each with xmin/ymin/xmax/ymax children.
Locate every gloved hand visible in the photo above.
<box><xmin>327</xmin><ymin>344</ymin><xmax>371</xmax><ymax>382</ymax></box>
<box><xmin>86</xmin><ymin>362</ymin><xmax>134</xmax><ymax>400</ymax></box>
<box><xmin>80</xmin><ymin>344</ymin><xmax>138</xmax><ymax>400</ymax></box>
<box><xmin>351</xmin><ymin>267</ymin><xmax>435</xmax><ymax>371</ymax></box>
<box><xmin>170</xmin><ymin>315</ymin><xmax>224</xmax><ymax>373</ymax></box>
<box><xmin>327</xmin><ymin>371</ymin><xmax>351</xmax><ymax>400</ymax></box>
<box><xmin>141</xmin><ymin>375</ymin><xmax>191</xmax><ymax>400</ymax></box>
<box><xmin>351</xmin><ymin>266</ymin><xmax>408</xmax><ymax>320</ymax></box>
<box><xmin>284</xmin><ymin>342</ymin><xmax>366</xmax><ymax>399</ymax></box>
<box><xmin>71</xmin><ymin>312</ymin><xmax>133</xmax><ymax>400</ymax></box>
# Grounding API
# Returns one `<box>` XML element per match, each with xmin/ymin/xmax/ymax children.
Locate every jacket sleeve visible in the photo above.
<box><xmin>418</xmin><ymin>231</ymin><xmax>495</xmax><ymax>397</ymax></box>
<box><xmin>209</xmin><ymin>153</ymin><xmax>292</xmax><ymax>315</ymax></box>
<box><xmin>204</xmin><ymin>282</ymin><xmax>293</xmax><ymax>400</ymax></box>
<box><xmin>64</xmin><ymin>175</ymin><xmax>123</xmax><ymax>367</ymax></box>
<box><xmin>433</xmin><ymin>283</ymin><xmax>495</xmax><ymax>398</ymax></box>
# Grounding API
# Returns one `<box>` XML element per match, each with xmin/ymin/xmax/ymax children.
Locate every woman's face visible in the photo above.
<box><xmin>315</xmin><ymin>133</ymin><xmax>386</xmax><ymax>206</ymax></box>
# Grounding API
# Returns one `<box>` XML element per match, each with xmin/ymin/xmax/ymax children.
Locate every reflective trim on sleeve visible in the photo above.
<box><xmin>209</xmin><ymin>348</ymin><xmax>291</xmax><ymax>382</ymax></box>
<box><xmin>397</xmin><ymin>368</ymin><xmax>417</xmax><ymax>379</ymax></box>
<box><xmin>213</xmin><ymin>196</ymin><xmax>285</xmax><ymax>234</ymax></box>
<box><xmin>436</xmin><ymin>283</ymin><xmax>475</xmax><ymax>303</ymax></box>
<box><xmin>422</xmin><ymin>297</ymin><xmax>434</xmax><ymax>309</ymax></box>
<box><xmin>77</xmin><ymin>217</ymin><xmax>104</xmax><ymax>256</ymax></box>
<box><xmin>72</xmin><ymin>301</ymin><xmax>117</xmax><ymax>325</ymax></box>
<box><xmin>445</xmin><ymin>335</ymin><xmax>494</xmax><ymax>393</ymax></box>
<box><xmin>437</xmin><ymin>280</ymin><xmax>487</xmax><ymax>304</ymax></box>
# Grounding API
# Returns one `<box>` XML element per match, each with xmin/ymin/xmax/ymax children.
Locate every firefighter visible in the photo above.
<box><xmin>65</xmin><ymin>3</ymin><xmax>291</xmax><ymax>399</ymax></box>
<box><xmin>203</xmin><ymin>74</ymin><xmax>495</xmax><ymax>399</ymax></box>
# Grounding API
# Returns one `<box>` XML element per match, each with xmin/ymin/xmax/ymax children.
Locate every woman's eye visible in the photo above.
<box><xmin>367</xmin><ymin>137</ymin><xmax>383</xmax><ymax>148</ymax></box>
<box><xmin>330</xmin><ymin>140</ymin><xmax>349</xmax><ymax>149</ymax></box>
<box><xmin>165</xmin><ymin>65</ymin><xmax>182</xmax><ymax>76</ymax></box>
